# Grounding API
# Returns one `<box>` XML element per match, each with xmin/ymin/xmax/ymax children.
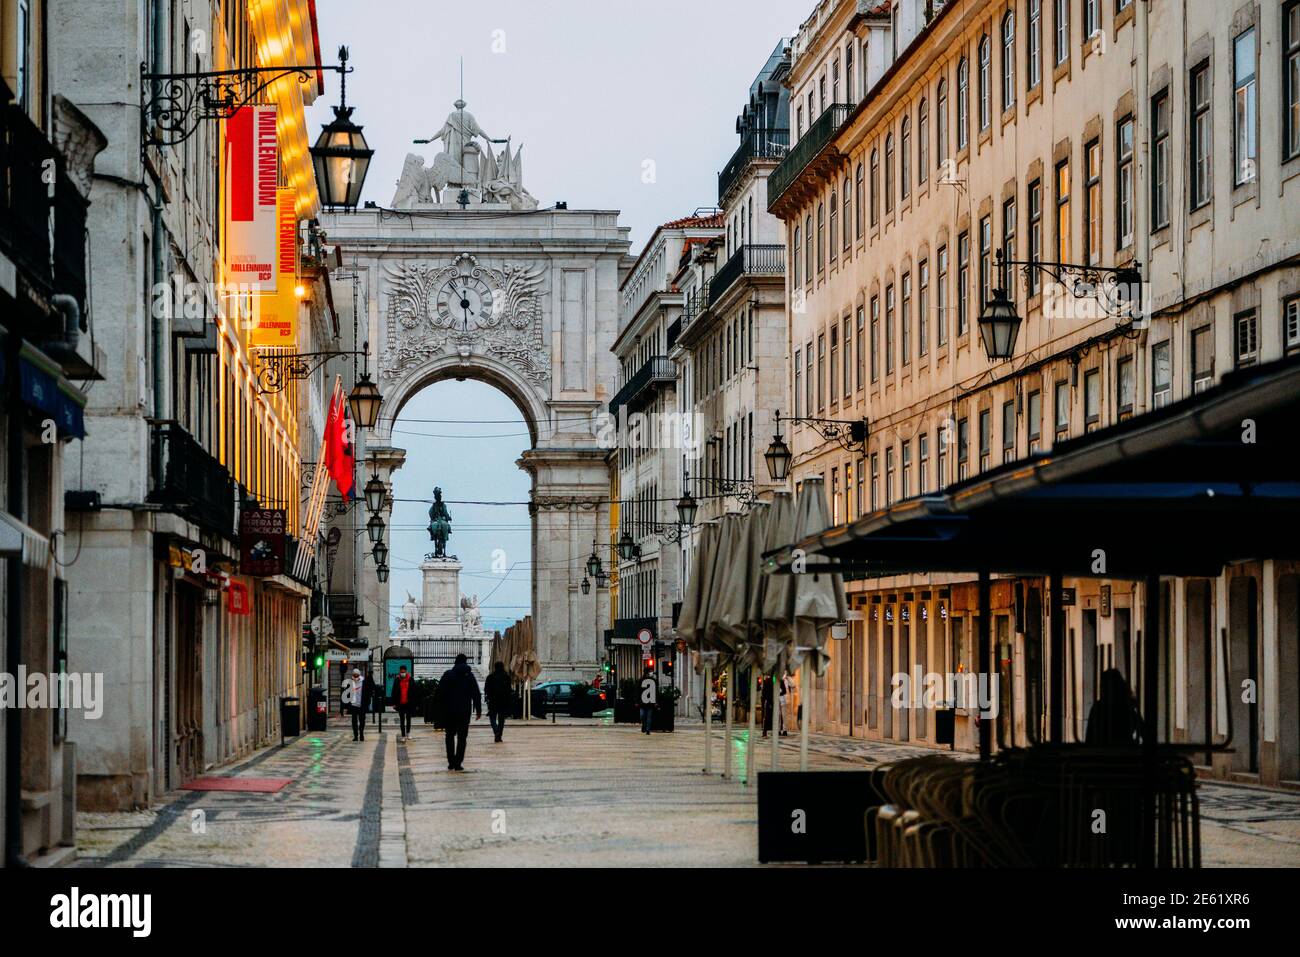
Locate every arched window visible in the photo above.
<box><xmin>978</xmin><ymin>36</ymin><xmax>991</xmax><ymax>130</ymax></box>
<box><xmin>792</xmin><ymin>225</ymin><xmax>801</xmax><ymax>286</ymax></box>
<box><xmin>842</xmin><ymin>177</ymin><xmax>851</xmax><ymax>250</ymax></box>
<box><xmin>884</xmin><ymin>132</ymin><xmax>895</xmax><ymax>213</ymax></box>
<box><xmin>957</xmin><ymin>57</ymin><xmax>969</xmax><ymax>149</ymax></box>
<box><xmin>900</xmin><ymin>116</ymin><xmax>912</xmax><ymax>199</ymax></box>
<box><xmin>804</xmin><ymin>214</ymin><xmax>813</xmax><ymax>284</ymax></box>
<box><xmin>937</xmin><ymin>79</ymin><xmax>949</xmax><ymax>163</ymax></box>
<box><xmin>855</xmin><ymin>162</ymin><xmax>865</xmax><ymax>237</ymax></box>
<box><xmin>817</xmin><ymin>202</ymin><xmax>825</xmax><ymax>272</ymax></box>
<box><xmin>1001</xmin><ymin>12</ymin><xmax>1016</xmax><ymax>110</ymax></box>
<box><xmin>870</xmin><ymin>149</ymin><xmax>880</xmax><ymax>226</ymax></box>
<box><xmin>829</xmin><ymin>192</ymin><xmax>838</xmax><ymax>263</ymax></box>
<box><xmin>918</xmin><ymin>97</ymin><xmax>930</xmax><ymax>183</ymax></box>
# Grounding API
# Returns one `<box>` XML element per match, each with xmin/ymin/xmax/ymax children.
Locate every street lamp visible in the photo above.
<box><xmin>366</xmin><ymin>513</ymin><xmax>385</xmax><ymax>544</ymax></box>
<box><xmin>676</xmin><ymin>485</ymin><xmax>698</xmax><ymax>527</ymax></box>
<box><xmin>617</xmin><ymin>530</ymin><xmax>635</xmax><ymax>562</ymax></box>
<box><xmin>585</xmin><ymin>541</ymin><xmax>603</xmax><ymax>579</ymax></box>
<box><xmin>363</xmin><ymin>472</ymin><xmax>386</xmax><ymax>514</ymax></box>
<box><xmin>580</xmin><ymin>577</ymin><xmax>591</xmax><ymax>595</ymax></box>
<box><xmin>372</xmin><ymin>540</ymin><xmax>389</xmax><ymax>566</ymax></box>
<box><xmin>347</xmin><ymin>372</ymin><xmax>383</xmax><ymax>429</ymax></box>
<box><xmin>376</xmin><ymin>563</ymin><xmax>389</xmax><ymax>583</ymax></box>
<box><xmin>977</xmin><ymin>287</ymin><xmax>1022</xmax><ymax>361</ymax></box>
<box><xmin>309</xmin><ymin>47</ymin><xmax>374</xmax><ymax>210</ymax></box>
<box><xmin>765</xmin><ymin>411</ymin><xmax>792</xmax><ymax>482</ymax></box>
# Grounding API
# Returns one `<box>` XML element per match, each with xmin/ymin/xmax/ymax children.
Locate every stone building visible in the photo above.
<box><xmin>769</xmin><ymin>0</ymin><xmax>1300</xmax><ymax>785</ymax></box>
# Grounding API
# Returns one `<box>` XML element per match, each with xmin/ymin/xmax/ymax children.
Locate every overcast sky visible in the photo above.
<box><xmin>307</xmin><ymin>0</ymin><xmax>799</xmax><ymax>633</ymax></box>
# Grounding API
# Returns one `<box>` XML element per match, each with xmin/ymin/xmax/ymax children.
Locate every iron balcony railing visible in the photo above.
<box><xmin>718</xmin><ymin>129</ymin><xmax>790</xmax><ymax>202</ymax></box>
<box><xmin>609</xmin><ymin>355</ymin><xmax>677</xmax><ymax>419</ymax></box>
<box><xmin>666</xmin><ymin>316</ymin><xmax>682</xmax><ymax>352</ymax></box>
<box><xmin>709</xmin><ymin>243</ymin><xmax>785</xmax><ymax>303</ymax></box>
<box><xmin>285</xmin><ymin>536</ymin><xmax>317</xmax><ymax>589</ymax></box>
<box><xmin>767</xmin><ymin>103</ymin><xmax>852</xmax><ymax>209</ymax></box>
<box><xmin>148</xmin><ymin>421</ymin><xmax>236</xmax><ymax>538</ymax></box>
<box><xmin>680</xmin><ymin>285</ymin><xmax>711</xmax><ymax>330</ymax></box>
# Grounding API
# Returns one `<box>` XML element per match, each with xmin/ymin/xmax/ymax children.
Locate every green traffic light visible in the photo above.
<box><xmin>313</xmin><ymin>655</ymin><xmax>324</xmax><ymax>668</ymax></box>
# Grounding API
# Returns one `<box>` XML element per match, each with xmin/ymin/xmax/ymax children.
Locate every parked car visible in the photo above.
<box><xmin>535</xmin><ymin>681</ymin><xmax>611</xmax><ymax>716</ymax></box>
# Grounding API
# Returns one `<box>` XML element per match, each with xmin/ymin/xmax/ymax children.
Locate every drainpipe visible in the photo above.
<box><xmin>4</xmin><ymin>341</ymin><xmax>26</xmax><ymax>867</ymax></box>
<box><xmin>151</xmin><ymin>203</ymin><xmax>167</xmax><ymax>420</ymax></box>
<box><xmin>51</xmin><ymin>294</ymin><xmax>81</xmax><ymax>353</ymax></box>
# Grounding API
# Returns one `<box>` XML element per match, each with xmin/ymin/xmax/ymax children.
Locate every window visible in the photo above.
<box><xmin>1002</xmin><ymin>13</ymin><xmax>1016</xmax><ymax>110</ymax></box>
<box><xmin>1117</xmin><ymin>116</ymin><xmax>1134</xmax><ymax>248</ymax></box>
<box><xmin>843</xmin><ymin>316</ymin><xmax>852</xmax><ymax>397</ymax></box>
<box><xmin>1286</xmin><ymin>295</ymin><xmax>1300</xmax><ymax>352</ymax></box>
<box><xmin>870</xmin><ymin>296</ymin><xmax>880</xmax><ymax>382</ymax></box>
<box><xmin>855</xmin><ymin>163</ymin><xmax>865</xmax><ymax>237</ymax></box>
<box><xmin>856</xmin><ymin>305</ymin><xmax>866</xmax><ymax>390</ymax></box>
<box><xmin>901</xmin><ymin>271</ymin><xmax>912</xmax><ymax>366</ymax></box>
<box><xmin>847</xmin><ymin>44</ymin><xmax>856</xmax><ymax>102</ymax></box>
<box><xmin>1083</xmin><ymin>0</ymin><xmax>1099</xmax><ymax>39</ymax></box>
<box><xmin>957</xmin><ymin>231</ymin><xmax>971</xmax><ymax>336</ymax></box>
<box><xmin>1117</xmin><ymin>354</ymin><xmax>1135</xmax><ymax>414</ymax></box>
<box><xmin>937</xmin><ymin>244</ymin><xmax>949</xmax><ymax>346</ymax></box>
<box><xmin>1002</xmin><ymin>198</ymin><xmax>1017</xmax><ymax>292</ymax></box>
<box><xmin>901</xmin><ymin>117</ymin><xmax>912</xmax><ymax>199</ymax></box>
<box><xmin>1054</xmin><ymin>0</ymin><xmax>1070</xmax><ymax>66</ymax></box>
<box><xmin>1190</xmin><ymin>63</ymin><xmax>1212</xmax><ymax>209</ymax></box>
<box><xmin>817</xmin><ymin>333</ymin><xmax>826</xmax><ymax>411</ymax></box>
<box><xmin>1191</xmin><ymin>325</ymin><xmax>1213</xmax><ymax>392</ymax></box>
<box><xmin>885</xmin><ymin>283</ymin><xmax>896</xmax><ymax>374</ymax></box>
<box><xmin>1084</xmin><ymin>368</ymin><xmax>1101</xmax><ymax>427</ymax></box>
<box><xmin>1055</xmin><ymin>158</ymin><xmax>1071</xmax><ymax>264</ymax></box>
<box><xmin>830</xmin><ymin>325</ymin><xmax>839</xmax><ymax>402</ymax></box>
<box><xmin>817</xmin><ymin>203</ymin><xmax>826</xmax><ymax>272</ymax></box>
<box><xmin>793</xmin><ymin>227</ymin><xmax>801</xmax><ymax>286</ymax></box>
<box><xmin>843</xmin><ymin>178</ymin><xmax>852</xmax><ymax>251</ymax></box>
<box><xmin>1028</xmin><ymin>179</ymin><xmax>1042</xmax><ymax>294</ymax></box>
<box><xmin>885</xmin><ymin>133</ymin><xmax>895</xmax><ymax>214</ymax></box>
<box><xmin>1028</xmin><ymin>389</ymin><xmax>1043</xmax><ymax>452</ymax></box>
<box><xmin>978</xmin><ymin>409</ymin><xmax>991</xmax><ymax>471</ymax></box>
<box><xmin>919</xmin><ymin>433</ymin><xmax>930</xmax><ymax>492</ymax></box>
<box><xmin>920</xmin><ymin>98</ymin><xmax>930</xmax><ymax>183</ymax></box>
<box><xmin>1286</xmin><ymin>2</ymin><xmax>1300</xmax><ymax>160</ymax></box>
<box><xmin>918</xmin><ymin>259</ymin><xmax>930</xmax><ymax>357</ymax></box>
<box><xmin>1234</xmin><ymin>310</ymin><xmax>1258</xmax><ymax>366</ymax></box>
<box><xmin>832</xmin><ymin>58</ymin><xmax>841</xmax><ymax>104</ymax></box>
<box><xmin>957</xmin><ymin>417</ymin><xmax>969</xmax><ymax>480</ymax></box>
<box><xmin>979</xmin><ymin>36</ymin><xmax>992</xmax><ymax>130</ymax></box>
<box><xmin>1152</xmin><ymin>92</ymin><xmax>1170</xmax><ymax>228</ymax></box>
<box><xmin>1028</xmin><ymin>0</ymin><xmax>1043</xmax><ymax>89</ymax></box>
<box><xmin>856</xmin><ymin>457</ymin><xmax>865</xmax><ymax>514</ymax></box>
<box><xmin>1085</xmin><ymin>139</ymin><xmax>1101</xmax><ymax>266</ymax></box>
<box><xmin>901</xmin><ymin>440</ymin><xmax>912</xmax><ymax>498</ymax></box>
<box><xmin>979</xmin><ymin>216</ymin><xmax>992</xmax><ymax>312</ymax></box>
<box><xmin>937</xmin><ymin>425</ymin><xmax>949</xmax><ymax>486</ymax></box>
<box><xmin>1152</xmin><ymin>339</ymin><xmax>1172</xmax><ymax>407</ymax></box>
<box><xmin>806</xmin><ymin>343</ymin><xmax>814</xmax><ymax>414</ymax></box>
<box><xmin>829</xmin><ymin>192</ymin><xmax>838</xmax><ymax>264</ymax></box>
<box><xmin>804</xmin><ymin>215</ymin><xmax>813</xmax><ymax>284</ymax></box>
<box><xmin>957</xmin><ymin>57</ymin><xmax>970</xmax><ymax>149</ymax></box>
<box><xmin>1002</xmin><ymin>400</ymin><xmax>1016</xmax><ymax>462</ymax></box>
<box><xmin>870</xmin><ymin>454</ymin><xmax>879</xmax><ymax>511</ymax></box>
<box><xmin>1054</xmin><ymin>380</ymin><xmax>1070</xmax><ymax>434</ymax></box>
<box><xmin>794</xmin><ymin>349</ymin><xmax>802</xmax><ymax>418</ymax></box>
<box><xmin>831</xmin><ymin>466</ymin><xmax>840</xmax><ymax>524</ymax></box>
<box><xmin>796</xmin><ymin>106</ymin><xmax>804</xmax><ymax>140</ymax></box>
<box><xmin>870</xmin><ymin>149</ymin><xmax>880</xmax><ymax>226</ymax></box>
<box><xmin>1233</xmin><ymin>28</ymin><xmax>1257</xmax><ymax>185</ymax></box>
<box><xmin>16</xmin><ymin>0</ymin><xmax>31</xmax><ymax>110</ymax></box>
<box><xmin>937</xmin><ymin>78</ymin><xmax>950</xmax><ymax>162</ymax></box>
<box><xmin>885</xmin><ymin>447</ymin><xmax>895</xmax><ymax>506</ymax></box>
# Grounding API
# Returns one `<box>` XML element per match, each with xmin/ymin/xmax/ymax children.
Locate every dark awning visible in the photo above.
<box><xmin>766</xmin><ymin>355</ymin><xmax>1300</xmax><ymax>580</ymax></box>
<box><xmin>16</xmin><ymin>342</ymin><xmax>87</xmax><ymax>439</ymax></box>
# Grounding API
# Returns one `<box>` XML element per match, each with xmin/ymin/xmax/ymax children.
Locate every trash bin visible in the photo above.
<box><xmin>307</xmin><ymin>685</ymin><xmax>328</xmax><ymax>732</ymax></box>
<box><xmin>280</xmin><ymin>696</ymin><xmax>300</xmax><ymax>739</ymax></box>
<box><xmin>934</xmin><ymin>707</ymin><xmax>955</xmax><ymax>746</ymax></box>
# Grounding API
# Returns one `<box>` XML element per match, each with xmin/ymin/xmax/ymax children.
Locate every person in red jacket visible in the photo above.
<box><xmin>390</xmin><ymin>665</ymin><xmax>415</xmax><ymax>741</ymax></box>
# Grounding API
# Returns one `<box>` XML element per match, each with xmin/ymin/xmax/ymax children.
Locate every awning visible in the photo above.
<box><xmin>16</xmin><ymin>342</ymin><xmax>87</xmax><ymax>439</ymax></box>
<box><xmin>766</xmin><ymin>355</ymin><xmax>1300</xmax><ymax>579</ymax></box>
<box><xmin>0</xmin><ymin>510</ymin><xmax>51</xmax><ymax>569</ymax></box>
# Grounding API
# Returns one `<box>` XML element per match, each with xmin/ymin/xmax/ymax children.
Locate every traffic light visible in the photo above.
<box><xmin>662</xmin><ymin>658</ymin><xmax>674</xmax><ymax>678</ymax></box>
<box><xmin>313</xmin><ymin>652</ymin><xmax>325</xmax><ymax>669</ymax></box>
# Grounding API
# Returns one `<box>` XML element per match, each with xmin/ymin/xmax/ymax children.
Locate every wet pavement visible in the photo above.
<box><xmin>74</xmin><ymin>715</ymin><xmax>1300</xmax><ymax>867</ymax></box>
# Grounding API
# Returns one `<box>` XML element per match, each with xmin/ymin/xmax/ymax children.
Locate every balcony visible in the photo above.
<box><xmin>709</xmin><ymin>243</ymin><xmax>785</xmax><ymax>304</ymax></box>
<box><xmin>718</xmin><ymin>129</ymin><xmax>790</xmax><ymax>203</ymax></box>
<box><xmin>608</xmin><ymin>356</ymin><xmax>677</xmax><ymax>419</ymax></box>
<box><xmin>767</xmin><ymin>103</ymin><xmax>852</xmax><ymax>214</ymax></box>
<box><xmin>328</xmin><ymin>593</ymin><xmax>365</xmax><ymax>641</ymax></box>
<box><xmin>148</xmin><ymin>421</ymin><xmax>236</xmax><ymax>538</ymax></box>
<box><xmin>666</xmin><ymin>316</ymin><xmax>682</xmax><ymax>352</ymax></box>
<box><xmin>680</xmin><ymin>285</ymin><xmax>711</xmax><ymax>332</ymax></box>
<box><xmin>1</xmin><ymin>99</ymin><xmax>57</xmax><ymax>300</ymax></box>
<box><xmin>285</xmin><ymin>536</ymin><xmax>317</xmax><ymax>589</ymax></box>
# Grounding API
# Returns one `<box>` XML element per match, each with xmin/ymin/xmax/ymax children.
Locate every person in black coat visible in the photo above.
<box><xmin>342</xmin><ymin>668</ymin><xmax>374</xmax><ymax>741</ymax></box>
<box><xmin>484</xmin><ymin>661</ymin><xmax>512</xmax><ymax>743</ymax></box>
<box><xmin>438</xmin><ymin>654</ymin><xmax>482</xmax><ymax>770</ymax></box>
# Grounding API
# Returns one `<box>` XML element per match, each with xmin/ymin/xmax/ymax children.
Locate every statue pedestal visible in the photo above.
<box><xmin>420</xmin><ymin>556</ymin><xmax>463</xmax><ymax>628</ymax></box>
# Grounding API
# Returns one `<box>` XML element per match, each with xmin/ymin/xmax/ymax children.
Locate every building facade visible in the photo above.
<box><xmin>771</xmin><ymin>0</ymin><xmax>1300</xmax><ymax>786</ymax></box>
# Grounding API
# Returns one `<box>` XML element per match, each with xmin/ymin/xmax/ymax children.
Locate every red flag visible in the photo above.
<box><xmin>324</xmin><ymin>395</ymin><xmax>355</xmax><ymax>499</ymax></box>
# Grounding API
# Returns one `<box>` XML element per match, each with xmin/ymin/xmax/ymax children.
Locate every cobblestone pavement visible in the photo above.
<box><xmin>74</xmin><ymin>715</ymin><xmax>1300</xmax><ymax>867</ymax></box>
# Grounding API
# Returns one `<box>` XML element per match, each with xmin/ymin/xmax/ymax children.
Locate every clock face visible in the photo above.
<box><xmin>436</xmin><ymin>276</ymin><xmax>494</xmax><ymax>328</ymax></box>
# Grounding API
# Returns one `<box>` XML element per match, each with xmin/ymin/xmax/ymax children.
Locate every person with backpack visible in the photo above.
<box><xmin>484</xmin><ymin>661</ymin><xmax>512</xmax><ymax>743</ymax></box>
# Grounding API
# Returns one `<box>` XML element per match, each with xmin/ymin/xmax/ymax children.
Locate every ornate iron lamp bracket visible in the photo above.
<box><xmin>253</xmin><ymin>349</ymin><xmax>369</xmax><ymax>394</ymax></box>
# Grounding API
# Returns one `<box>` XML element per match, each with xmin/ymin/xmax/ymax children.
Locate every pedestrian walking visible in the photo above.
<box><xmin>761</xmin><ymin>675</ymin><xmax>786</xmax><ymax>738</ymax></box>
<box><xmin>438</xmin><ymin>653</ymin><xmax>482</xmax><ymax>770</ymax></box>
<box><xmin>389</xmin><ymin>664</ymin><xmax>415</xmax><ymax>740</ymax></box>
<box><xmin>639</xmin><ymin>666</ymin><xmax>658</xmax><ymax>734</ymax></box>
<box><xmin>341</xmin><ymin>668</ymin><xmax>373</xmax><ymax>741</ymax></box>
<box><xmin>484</xmin><ymin>660</ymin><xmax>512</xmax><ymax>742</ymax></box>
